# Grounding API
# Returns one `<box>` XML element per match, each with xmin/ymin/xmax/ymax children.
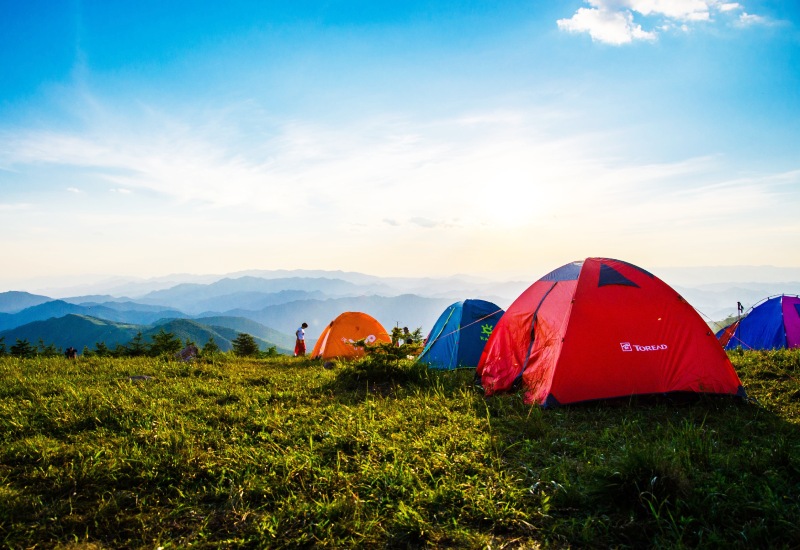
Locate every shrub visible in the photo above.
<box><xmin>232</xmin><ymin>333</ymin><xmax>259</xmax><ymax>357</ymax></box>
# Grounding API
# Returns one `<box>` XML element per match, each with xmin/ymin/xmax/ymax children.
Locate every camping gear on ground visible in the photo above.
<box><xmin>477</xmin><ymin>258</ymin><xmax>746</xmax><ymax>406</ymax></box>
<box><xmin>717</xmin><ymin>294</ymin><xmax>800</xmax><ymax>350</ymax></box>
<box><xmin>418</xmin><ymin>299</ymin><xmax>504</xmax><ymax>370</ymax></box>
<box><xmin>311</xmin><ymin>311</ymin><xmax>392</xmax><ymax>360</ymax></box>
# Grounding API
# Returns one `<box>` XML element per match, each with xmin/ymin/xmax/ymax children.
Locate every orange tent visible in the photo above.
<box><xmin>311</xmin><ymin>311</ymin><xmax>392</xmax><ymax>360</ymax></box>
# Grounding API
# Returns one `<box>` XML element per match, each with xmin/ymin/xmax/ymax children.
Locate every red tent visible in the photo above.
<box><xmin>477</xmin><ymin>258</ymin><xmax>746</xmax><ymax>406</ymax></box>
<box><xmin>716</xmin><ymin>320</ymin><xmax>740</xmax><ymax>348</ymax></box>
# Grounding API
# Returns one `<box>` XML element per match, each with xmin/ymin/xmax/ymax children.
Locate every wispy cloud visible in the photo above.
<box><xmin>409</xmin><ymin>217</ymin><xmax>443</xmax><ymax>229</ymax></box>
<box><xmin>736</xmin><ymin>12</ymin><xmax>770</xmax><ymax>26</ymax></box>
<box><xmin>0</xmin><ymin>101</ymin><xmax>790</xmax><ymax>231</ymax></box>
<box><xmin>719</xmin><ymin>3</ymin><xmax>742</xmax><ymax>13</ymax></box>
<box><xmin>0</xmin><ymin>202</ymin><xmax>31</xmax><ymax>211</ymax></box>
<box><xmin>0</xmin><ymin>94</ymin><xmax>796</xmax><ymax>277</ymax></box>
<box><xmin>557</xmin><ymin>0</ymin><xmax>758</xmax><ymax>45</ymax></box>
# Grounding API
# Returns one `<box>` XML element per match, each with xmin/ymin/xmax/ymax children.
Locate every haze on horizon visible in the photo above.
<box><xmin>1</xmin><ymin>1</ymin><xmax>798</xmax><ymax>291</ymax></box>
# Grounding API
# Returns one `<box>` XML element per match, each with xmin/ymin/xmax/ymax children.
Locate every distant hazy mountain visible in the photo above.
<box><xmin>62</xmin><ymin>295</ymin><xmax>133</xmax><ymax>305</ymax></box>
<box><xmin>221</xmin><ymin>294</ymin><xmax>456</xmax><ymax>340</ymax></box>
<box><xmin>137</xmin><ymin>276</ymin><xmax>388</xmax><ymax>311</ymax></box>
<box><xmin>74</xmin><ymin>300</ymin><xmax>185</xmax><ymax>314</ymax></box>
<box><xmin>674</xmin><ymin>283</ymin><xmax>800</xmax><ymax>323</ymax></box>
<box><xmin>30</xmin><ymin>273</ymin><xmax>226</xmax><ymax>299</ymax></box>
<box><xmin>0</xmin><ymin>291</ymin><xmax>52</xmax><ymax>314</ymax></box>
<box><xmin>191</xmin><ymin>289</ymin><xmax>328</xmax><ymax>316</ymax></box>
<box><xmin>653</xmin><ymin>265</ymin><xmax>800</xmax><ymax>286</ymax></box>
<box><xmin>0</xmin><ymin>300</ymin><xmax>189</xmax><ymax>332</ymax></box>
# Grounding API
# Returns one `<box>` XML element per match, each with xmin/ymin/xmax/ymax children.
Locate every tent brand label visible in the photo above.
<box><xmin>620</xmin><ymin>342</ymin><xmax>668</xmax><ymax>352</ymax></box>
<box><xmin>342</xmin><ymin>335</ymin><xmax>377</xmax><ymax>344</ymax></box>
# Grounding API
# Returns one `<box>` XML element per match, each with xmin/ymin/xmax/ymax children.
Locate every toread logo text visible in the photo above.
<box><xmin>620</xmin><ymin>342</ymin><xmax>668</xmax><ymax>352</ymax></box>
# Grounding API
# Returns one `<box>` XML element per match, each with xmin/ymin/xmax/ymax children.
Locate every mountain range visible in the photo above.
<box><xmin>0</xmin><ymin>314</ymin><xmax>294</xmax><ymax>355</ymax></box>
<box><xmin>1</xmin><ymin>268</ymin><xmax>799</xmax><ymax>355</ymax></box>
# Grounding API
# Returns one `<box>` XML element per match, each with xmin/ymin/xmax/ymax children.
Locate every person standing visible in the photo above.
<box><xmin>295</xmin><ymin>322</ymin><xmax>309</xmax><ymax>356</ymax></box>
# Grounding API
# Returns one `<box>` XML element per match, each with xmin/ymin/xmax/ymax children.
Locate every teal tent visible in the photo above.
<box><xmin>418</xmin><ymin>299</ymin><xmax>504</xmax><ymax>370</ymax></box>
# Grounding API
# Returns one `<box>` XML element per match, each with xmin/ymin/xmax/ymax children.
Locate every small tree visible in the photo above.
<box><xmin>149</xmin><ymin>329</ymin><xmax>181</xmax><ymax>357</ymax></box>
<box><xmin>390</xmin><ymin>326</ymin><xmax>424</xmax><ymax>347</ymax></box>
<box><xmin>112</xmin><ymin>343</ymin><xmax>129</xmax><ymax>357</ymax></box>
<box><xmin>202</xmin><ymin>337</ymin><xmax>221</xmax><ymax>356</ymax></box>
<box><xmin>10</xmin><ymin>339</ymin><xmax>36</xmax><ymax>358</ymax></box>
<box><xmin>0</xmin><ymin>336</ymin><xmax>6</xmax><ymax>356</ymax></box>
<box><xmin>232</xmin><ymin>333</ymin><xmax>259</xmax><ymax>357</ymax></box>
<box><xmin>37</xmin><ymin>339</ymin><xmax>60</xmax><ymax>358</ymax></box>
<box><xmin>94</xmin><ymin>342</ymin><xmax>111</xmax><ymax>357</ymax></box>
<box><xmin>261</xmin><ymin>345</ymin><xmax>278</xmax><ymax>358</ymax></box>
<box><xmin>129</xmin><ymin>331</ymin><xmax>148</xmax><ymax>356</ymax></box>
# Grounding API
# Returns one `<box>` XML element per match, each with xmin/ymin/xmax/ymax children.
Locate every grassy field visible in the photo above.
<box><xmin>1</xmin><ymin>349</ymin><xmax>799</xmax><ymax>548</ymax></box>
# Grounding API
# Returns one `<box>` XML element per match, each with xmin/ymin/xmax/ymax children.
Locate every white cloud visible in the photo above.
<box><xmin>558</xmin><ymin>7</ymin><xmax>656</xmax><ymax>45</ymax></box>
<box><xmin>737</xmin><ymin>12</ymin><xmax>768</xmax><ymax>26</ymax></box>
<box><xmin>66</xmin><ymin>187</ymin><xmax>81</xmax><ymax>193</ymax></box>
<box><xmin>110</xmin><ymin>188</ymin><xmax>132</xmax><ymax>194</ymax></box>
<box><xmin>558</xmin><ymin>0</ymin><xmax>757</xmax><ymax>45</ymax></box>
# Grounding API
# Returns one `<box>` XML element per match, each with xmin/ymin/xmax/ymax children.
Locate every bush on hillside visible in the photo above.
<box><xmin>202</xmin><ymin>336</ymin><xmax>221</xmax><ymax>356</ymax></box>
<box><xmin>9</xmin><ymin>338</ymin><xmax>36</xmax><ymax>358</ymax></box>
<box><xmin>149</xmin><ymin>328</ymin><xmax>182</xmax><ymax>357</ymax></box>
<box><xmin>232</xmin><ymin>333</ymin><xmax>259</xmax><ymax>357</ymax></box>
<box><xmin>332</xmin><ymin>352</ymin><xmax>429</xmax><ymax>395</ymax></box>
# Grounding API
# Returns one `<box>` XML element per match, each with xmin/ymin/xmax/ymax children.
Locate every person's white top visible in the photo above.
<box><xmin>296</xmin><ymin>327</ymin><xmax>305</xmax><ymax>340</ymax></box>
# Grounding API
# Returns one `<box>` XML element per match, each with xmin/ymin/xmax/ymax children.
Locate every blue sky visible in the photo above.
<box><xmin>1</xmin><ymin>0</ymin><xmax>798</xmax><ymax>289</ymax></box>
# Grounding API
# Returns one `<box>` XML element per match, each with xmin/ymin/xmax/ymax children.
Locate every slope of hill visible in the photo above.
<box><xmin>0</xmin><ymin>315</ymin><xmax>294</xmax><ymax>355</ymax></box>
<box><xmin>0</xmin><ymin>291</ymin><xmax>53</xmax><ymax>314</ymax></box>
<box><xmin>143</xmin><ymin>319</ymin><xmax>292</xmax><ymax>354</ymax></box>
<box><xmin>0</xmin><ymin>300</ymin><xmax>94</xmax><ymax>331</ymax></box>
<box><xmin>0</xmin><ymin>314</ymin><xmax>140</xmax><ymax>352</ymax></box>
<box><xmin>194</xmin><ymin>316</ymin><xmax>296</xmax><ymax>351</ymax></box>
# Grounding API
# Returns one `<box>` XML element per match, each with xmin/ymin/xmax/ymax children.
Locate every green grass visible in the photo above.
<box><xmin>1</xmin><ymin>350</ymin><xmax>800</xmax><ymax>548</ymax></box>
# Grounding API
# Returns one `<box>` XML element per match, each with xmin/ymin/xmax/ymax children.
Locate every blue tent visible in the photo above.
<box><xmin>718</xmin><ymin>295</ymin><xmax>800</xmax><ymax>350</ymax></box>
<box><xmin>418</xmin><ymin>299</ymin><xmax>504</xmax><ymax>370</ymax></box>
